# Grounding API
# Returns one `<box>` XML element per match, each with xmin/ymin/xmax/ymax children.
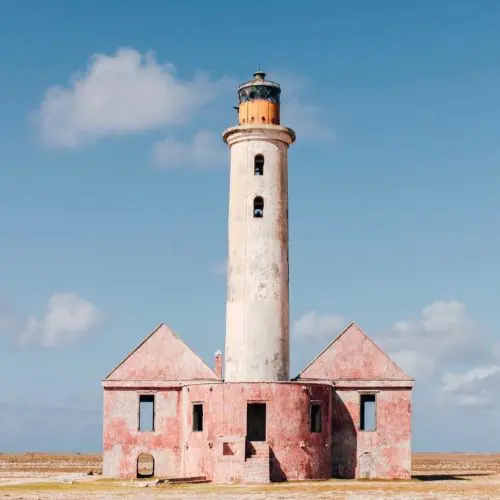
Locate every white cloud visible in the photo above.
<box><xmin>439</xmin><ymin>365</ymin><xmax>500</xmax><ymax>408</ymax></box>
<box><xmin>267</xmin><ymin>70</ymin><xmax>334</xmax><ymax>144</ymax></box>
<box><xmin>32</xmin><ymin>48</ymin><xmax>229</xmax><ymax>148</ymax></box>
<box><xmin>441</xmin><ymin>365</ymin><xmax>500</xmax><ymax>393</ymax></box>
<box><xmin>379</xmin><ymin>300</ymin><xmax>484</xmax><ymax>379</ymax></box>
<box><xmin>421</xmin><ymin>300</ymin><xmax>468</xmax><ymax>333</ymax></box>
<box><xmin>153</xmin><ymin>130</ymin><xmax>226</xmax><ymax>170</ymax></box>
<box><xmin>390</xmin><ymin>349</ymin><xmax>436</xmax><ymax>378</ymax></box>
<box><xmin>367</xmin><ymin>300</ymin><xmax>500</xmax><ymax>409</ymax></box>
<box><xmin>19</xmin><ymin>293</ymin><xmax>103</xmax><ymax>348</ymax></box>
<box><xmin>293</xmin><ymin>311</ymin><xmax>346</xmax><ymax>340</ymax></box>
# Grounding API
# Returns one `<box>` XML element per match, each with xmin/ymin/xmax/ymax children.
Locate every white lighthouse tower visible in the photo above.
<box><xmin>223</xmin><ymin>71</ymin><xmax>296</xmax><ymax>382</ymax></box>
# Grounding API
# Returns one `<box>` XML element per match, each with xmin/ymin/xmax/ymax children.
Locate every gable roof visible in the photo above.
<box><xmin>105</xmin><ymin>323</ymin><xmax>219</xmax><ymax>381</ymax></box>
<box><xmin>296</xmin><ymin>322</ymin><xmax>412</xmax><ymax>381</ymax></box>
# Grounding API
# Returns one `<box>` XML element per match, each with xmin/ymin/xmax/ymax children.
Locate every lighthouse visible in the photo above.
<box><xmin>223</xmin><ymin>71</ymin><xmax>296</xmax><ymax>382</ymax></box>
<box><xmin>103</xmin><ymin>68</ymin><xmax>413</xmax><ymax>484</ymax></box>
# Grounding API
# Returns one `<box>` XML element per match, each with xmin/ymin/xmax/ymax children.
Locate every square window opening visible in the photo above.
<box><xmin>222</xmin><ymin>442</ymin><xmax>234</xmax><ymax>455</ymax></box>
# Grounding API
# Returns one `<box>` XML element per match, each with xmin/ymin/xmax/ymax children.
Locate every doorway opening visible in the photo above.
<box><xmin>247</xmin><ymin>403</ymin><xmax>266</xmax><ymax>442</ymax></box>
<box><xmin>137</xmin><ymin>453</ymin><xmax>154</xmax><ymax>478</ymax></box>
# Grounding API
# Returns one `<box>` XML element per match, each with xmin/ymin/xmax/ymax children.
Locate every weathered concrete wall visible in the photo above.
<box><xmin>331</xmin><ymin>388</ymin><xmax>412</xmax><ymax>480</ymax></box>
<box><xmin>299</xmin><ymin>323</ymin><xmax>412</xmax><ymax>381</ymax></box>
<box><xmin>102</xmin><ymin>388</ymin><xmax>182</xmax><ymax>479</ymax></box>
<box><xmin>180</xmin><ymin>381</ymin><xmax>331</xmax><ymax>482</ymax></box>
<box><xmin>106</xmin><ymin>324</ymin><xmax>219</xmax><ymax>382</ymax></box>
<box><xmin>223</xmin><ymin>125</ymin><xmax>295</xmax><ymax>382</ymax></box>
<box><xmin>297</xmin><ymin>322</ymin><xmax>413</xmax><ymax>480</ymax></box>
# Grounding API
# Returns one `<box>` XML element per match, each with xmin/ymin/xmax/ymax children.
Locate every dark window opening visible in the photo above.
<box><xmin>139</xmin><ymin>395</ymin><xmax>154</xmax><ymax>432</ymax></box>
<box><xmin>253</xmin><ymin>196</ymin><xmax>264</xmax><ymax>218</ymax></box>
<box><xmin>254</xmin><ymin>154</ymin><xmax>264</xmax><ymax>176</ymax></box>
<box><xmin>247</xmin><ymin>403</ymin><xmax>266</xmax><ymax>441</ymax></box>
<box><xmin>360</xmin><ymin>394</ymin><xmax>376</xmax><ymax>431</ymax></box>
<box><xmin>222</xmin><ymin>442</ymin><xmax>234</xmax><ymax>455</ymax></box>
<box><xmin>310</xmin><ymin>403</ymin><xmax>322</xmax><ymax>433</ymax></box>
<box><xmin>193</xmin><ymin>403</ymin><xmax>203</xmax><ymax>432</ymax></box>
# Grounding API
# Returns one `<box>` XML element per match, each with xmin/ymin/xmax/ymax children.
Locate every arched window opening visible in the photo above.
<box><xmin>137</xmin><ymin>453</ymin><xmax>154</xmax><ymax>478</ymax></box>
<box><xmin>262</xmin><ymin>116</ymin><xmax>266</xmax><ymax>123</ymax></box>
<box><xmin>253</xmin><ymin>196</ymin><xmax>264</xmax><ymax>218</ymax></box>
<box><xmin>250</xmin><ymin>116</ymin><xmax>255</xmax><ymax>123</ymax></box>
<box><xmin>254</xmin><ymin>154</ymin><xmax>264</xmax><ymax>176</ymax></box>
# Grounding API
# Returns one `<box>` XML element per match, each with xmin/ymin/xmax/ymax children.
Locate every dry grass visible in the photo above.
<box><xmin>1</xmin><ymin>452</ymin><xmax>500</xmax><ymax>499</ymax></box>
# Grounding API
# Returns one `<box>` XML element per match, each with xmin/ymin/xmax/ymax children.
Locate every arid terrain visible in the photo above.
<box><xmin>1</xmin><ymin>452</ymin><xmax>500</xmax><ymax>499</ymax></box>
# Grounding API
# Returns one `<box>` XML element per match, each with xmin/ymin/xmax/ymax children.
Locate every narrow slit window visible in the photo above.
<box><xmin>310</xmin><ymin>403</ymin><xmax>322</xmax><ymax>433</ymax></box>
<box><xmin>360</xmin><ymin>394</ymin><xmax>376</xmax><ymax>431</ymax></box>
<box><xmin>193</xmin><ymin>403</ymin><xmax>203</xmax><ymax>432</ymax></box>
<box><xmin>253</xmin><ymin>196</ymin><xmax>264</xmax><ymax>218</ymax></box>
<box><xmin>254</xmin><ymin>154</ymin><xmax>264</xmax><ymax>175</ymax></box>
<box><xmin>139</xmin><ymin>395</ymin><xmax>155</xmax><ymax>432</ymax></box>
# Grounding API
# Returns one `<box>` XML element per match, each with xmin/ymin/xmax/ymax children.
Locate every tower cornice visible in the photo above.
<box><xmin>222</xmin><ymin>125</ymin><xmax>296</xmax><ymax>146</ymax></box>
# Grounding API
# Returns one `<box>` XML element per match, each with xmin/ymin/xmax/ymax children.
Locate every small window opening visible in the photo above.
<box><xmin>139</xmin><ymin>395</ymin><xmax>155</xmax><ymax>432</ymax></box>
<box><xmin>253</xmin><ymin>196</ymin><xmax>264</xmax><ymax>218</ymax></box>
<box><xmin>360</xmin><ymin>394</ymin><xmax>376</xmax><ymax>431</ymax></box>
<box><xmin>193</xmin><ymin>403</ymin><xmax>203</xmax><ymax>432</ymax></box>
<box><xmin>223</xmin><ymin>442</ymin><xmax>234</xmax><ymax>455</ymax></box>
<box><xmin>254</xmin><ymin>154</ymin><xmax>264</xmax><ymax>176</ymax></box>
<box><xmin>310</xmin><ymin>403</ymin><xmax>322</xmax><ymax>433</ymax></box>
<box><xmin>262</xmin><ymin>116</ymin><xmax>266</xmax><ymax>123</ymax></box>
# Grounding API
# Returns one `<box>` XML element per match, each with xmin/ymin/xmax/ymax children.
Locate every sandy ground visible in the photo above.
<box><xmin>1</xmin><ymin>453</ymin><xmax>500</xmax><ymax>499</ymax></box>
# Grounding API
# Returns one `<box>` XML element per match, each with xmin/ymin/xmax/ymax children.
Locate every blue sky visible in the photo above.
<box><xmin>1</xmin><ymin>0</ymin><xmax>500</xmax><ymax>453</ymax></box>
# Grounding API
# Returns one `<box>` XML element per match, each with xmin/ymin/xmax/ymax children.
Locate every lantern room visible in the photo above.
<box><xmin>237</xmin><ymin>70</ymin><xmax>281</xmax><ymax>125</ymax></box>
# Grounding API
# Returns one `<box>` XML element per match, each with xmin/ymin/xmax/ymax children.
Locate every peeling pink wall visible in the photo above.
<box><xmin>298</xmin><ymin>322</ymin><xmax>413</xmax><ymax>480</ymax></box>
<box><xmin>331</xmin><ymin>388</ymin><xmax>412</xmax><ymax>479</ymax></box>
<box><xmin>102</xmin><ymin>322</ymin><xmax>413</xmax><ymax>482</ymax></box>
<box><xmin>300</xmin><ymin>323</ymin><xmax>412</xmax><ymax>381</ymax></box>
<box><xmin>107</xmin><ymin>324</ymin><xmax>219</xmax><ymax>382</ymax></box>
<box><xmin>181</xmin><ymin>382</ymin><xmax>332</xmax><ymax>482</ymax></box>
<box><xmin>102</xmin><ymin>388</ymin><xmax>182</xmax><ymax>479</ymax></box>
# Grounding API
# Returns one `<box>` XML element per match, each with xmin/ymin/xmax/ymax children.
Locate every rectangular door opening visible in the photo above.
<box><xmin>246</xmin><ymin>403</ymin><xmax>266</xmax><ymax>441</ymax></box>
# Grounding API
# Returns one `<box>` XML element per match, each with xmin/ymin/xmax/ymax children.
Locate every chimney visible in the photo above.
<box><xmin>214</xmin><ymin>350</ymin><xmax>223</xmax><ymax>379</ymax></box>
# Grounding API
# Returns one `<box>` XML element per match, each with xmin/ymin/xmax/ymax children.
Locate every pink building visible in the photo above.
<box><xmin>102</xmin><ymin>71</ymin><xmax>414</xmax><ymax>483</ymax></box>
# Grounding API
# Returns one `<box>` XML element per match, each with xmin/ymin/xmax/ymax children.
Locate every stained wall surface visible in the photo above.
<box><xmin>106</xmin><ymin>324</ymin><xmax>219</xmax><ymax>382</ymax></box>
<box><xmin>181</xmin><ymin>382</ymin><xmax>332</xmax><ymax>482</ymax></box>
<box><xmin>298</xmin><ymin>322</ymin><xmax>413</xmax><ymax>480</ymax></box>
<box><xmin>299</xmin><ymin>323</ymin><xmax>412</xmax><ymax>381</ymax></box>
<box><xmin>330</xmin><ymin>388</ymin><xmax>412</xmax><ymax>479</ymax></box>
<box><xmin>102</xmin><ymin>388</ymin><xmax>182</xmax><ymax>479</ymax></box>
<box><xmin>103</xmin><ymin>381</ymin><xmax>332</xmax><ymax>481</ymax></box>
<box><xmin>223</xmin><ymin>126</ymin><xmax>295</xmax><ymax>382</ymax></box>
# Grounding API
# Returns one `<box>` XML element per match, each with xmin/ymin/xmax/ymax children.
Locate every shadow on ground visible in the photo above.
<box><xmin>413</xmin><ymin>473</ymin><xmax>493</xmax><ymax>481</ymax></box>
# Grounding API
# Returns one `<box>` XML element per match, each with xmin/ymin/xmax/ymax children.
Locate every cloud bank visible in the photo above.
<box><xmin>32</xmin><ymin>48</ymin><xmax>335</xmax><ymax>169</ymax></box>
<box><xmin>293</xmin><ymin>300</ymin><xmax>499</xmax><ymax>409</ymax></box>
<box><xmin>1</xmin><ymin>293</ymin><xmax>103</xmax><ymax>349</ymax></box>
<box><xmin>32</xmin><ymin>48</ymin><xmax>229</xmax><ymax>148</ymax></box>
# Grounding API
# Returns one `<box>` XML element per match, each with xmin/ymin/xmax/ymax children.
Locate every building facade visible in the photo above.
<box><xmin>102</xmin><ymin>71</ymin><xmax>414</xmax><ymax>483</ymax></box>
